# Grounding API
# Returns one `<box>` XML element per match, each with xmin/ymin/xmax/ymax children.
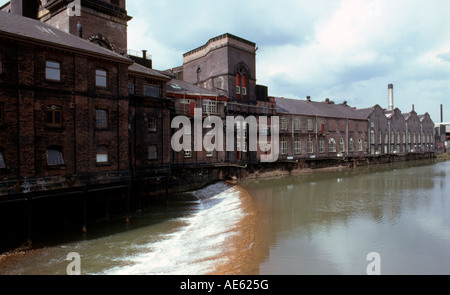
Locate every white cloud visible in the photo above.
<box><xmin>124</xmin><ymin>0</ymin><xmax>450</xmax><ymax>122</ymax></box>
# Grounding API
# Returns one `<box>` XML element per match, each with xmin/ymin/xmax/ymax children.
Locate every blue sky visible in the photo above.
<box><xmin>125</xmin><ymin>0</ymin><xmax>449</xmax><ymax>123</ymax></box>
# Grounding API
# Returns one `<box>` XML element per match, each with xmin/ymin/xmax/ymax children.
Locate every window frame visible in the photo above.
<box><xmin>307</xmin><ymin>119</ymin><xmax>313</xmax><ymax>132</ymax></box>
<box><xmin>46</xmin><ymin>105</ymin><xmax>63</xmax><ymax>128</ymax></box>
<box><xmin>319</xmin><ymin>137</ymin><xmax>325</xmax><ymax>154</ymax></box>
<box><xmin>148</xmin><ymin>145</ymin><xmax>158</xmax><ymax>160</ymax></box>
<box><xmin>294</xmin><ymin>118</ymin><xmax>301</xmax><ymax>131</ymax></box>
<box><xmin>45</xmin><ymin>60</ymin><xmax>61</xmax><ymax>81</ymax></box>
<box><xmin>143</xmin><ymin>84</ymin><xmax>160</xmax><ymax>98</ymax></box>
<box><xmin>307</xmin><ymin>136</ymin><xmax>314</xmax><ymax>154</ymax></box>
<box><xmin>294</xmin><ymin>138</ymin><xmax>301</xmax><ymax>154</ymax></box>
<box><xmin>280</xmin><ymin>118</ymin><xmax>287</xmax><ymax>130</ymax></box>
<box><xmin>96</xmin><ymin>145</ymin><xmax>109</xmax><ymax>164</ymax></box>
<box><xmin>148</xmin><ymin>117</ymin><xmax>157</xmax><ymax>132</ymax></box>
<box><xmin>46</xmin><ymin>147</ymin><xmax>64</xmax><ymax>166</ymax></box>
<box><xmin>95</xmin><ymin>69</ymin><xmax>108</xmax><ymax>88</ymax></box>
<box><xmin>280</xmin><ymin>137</ymin><xmax>287</xmax><ymax>155</ymax></box>
<box><xmin>0</xmin><ymin>149</ymin><xmax>5</xmax><ymax>169</ymax></box>
<box><xmin>95</xmin><ymin>109</ymin><xmax>109</xmax><ymax>129</ymax></box>
<box><xmin>329</xmin><ymin>138</ymin><xmax>336</xmax><ymax>153</ymax></box>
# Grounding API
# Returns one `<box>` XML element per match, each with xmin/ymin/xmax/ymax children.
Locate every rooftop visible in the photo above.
<box><xmin>276</xmin><ymin>97</ymin><xmax>365</xmax><ymax>120</ymax></box>
<box><xmin>0</xmin><ymin>10</ymin><xmax>132</xmax><ymax>63</ymax></box>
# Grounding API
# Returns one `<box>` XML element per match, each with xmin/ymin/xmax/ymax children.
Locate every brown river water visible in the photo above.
<box><xmin>0</xmin><ymin>159</ymin><xmax>449</xmax><ymax>275</ymax></box>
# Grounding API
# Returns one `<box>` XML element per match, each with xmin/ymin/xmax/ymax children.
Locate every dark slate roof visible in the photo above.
<box><xmin>275</xmin><ymin>97</ymin><xmax>366</xmax><ymax>120</ymax></box>
<box><xmin>128</xmin><ymin>62</ymin><xmax>171</xmax><ymax>80</ymax></box>
<box><xmin>0</xmin><ymin>11</ymin><xmax>131</xmax><ymax>63</ymax></box>
<box><xmin>166</xmin><ymin>79</ymin><xmax>218</xmax><ymax>97</ymax></box>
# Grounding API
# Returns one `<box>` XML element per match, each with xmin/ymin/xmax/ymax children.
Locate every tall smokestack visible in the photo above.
<box><xmin>388</xmin><ymin>84</ymin><xmax>394</xmax><ymax>111</ymax></box>
<box><xmin>441</xmin><ymin>104</ymin><xmax>444</xmax><ymax>123</ymax></box>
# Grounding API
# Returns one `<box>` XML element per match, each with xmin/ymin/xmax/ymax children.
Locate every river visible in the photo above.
<box><xmin>0</xmin><ymin>160</ymin><xmax>449</xmax><ymax>275</ymax></box>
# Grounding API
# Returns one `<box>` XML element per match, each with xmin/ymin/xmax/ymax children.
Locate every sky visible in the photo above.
<box><xmin>1</xmin><ymin>0</ymin><xmax>448</xmax><ymax>123</ymax></box>
<box><xmin>124</xmin><ymin>0</ymin><xmax>449</xmax><ymax>123</ymax></box>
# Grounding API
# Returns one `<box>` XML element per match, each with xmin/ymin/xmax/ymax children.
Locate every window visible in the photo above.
<box><xmin>202</xmin><ymin>100</ymin><xmax>217</xmax><ymax>114</ymax></box>
<box><xmin>96</xmin><ymin>146</ymin><xmax>109</xmax><ymax>163</ymax></box>
<box><xmin>307</xmin><ymin>136</ymin><xmax>314</xmax><ymax>154</ymax></box>
<box><xmin>206</xmin><ymin>150</ymin><xmax>213</xmax><ymax>158</ymax></box>
<box><xmin>236</xmin><ymin>86</ymin><xmax>241</xmax><ymax>95</ymax></box>
<box><xmin>280</xmin><ymin>118</ymin><xmax>287</xmax><ymax>130</ymax></box>
<box><xmin>128</xmin><ymin>81</ymin><xmax>135</xmax><ymax>94</ymax></box>
<box><xmin>143</xmin><ymin>84</ymin><xmax>160</xmax><ymax>98</ymax></box>
<box><xmin>358</xmin><ymin>139</ymin><xmax>363</xmax><ymax>152</ymax></box>
<box><xmin>307</xmin><ymin>119</ymin><xmax>313</xmax><ymax>131</ymax></box>
<box><xmin>294</xmin><ymin>119</ymin><xmax>301</xmax><ymax>130</ymax></box>
<box><xmin>340</xmin><ymin>138</ymin><xmax>345</xmax><ymax>152</ymax></box>
<box><xmin>295</xmin><ymin>138</ymin><xmax>301</xmax><ymax>154</ymax></box>
<box><xmin>329</xmin><ymin>138</ymin><xmax>336</xmax><ymax>153</ymax></box>
<box><xmin>349</xmin><ymin>138</ymin><xmax>354</xmax><ymax>152</ymax></box>
<box><xmin>46</xmin><ymin>60</ymin><xmax>60</xmax><ymax>81</ymax></box>
<box><xmin>148</xmin><ymin>117</ymin><xmax>157</xmax><ymax>132</ymax></box>
<box><xmin>319</xmin><ymin>137</ymin><xmax>325</xmax><ymax>153</ymax></box>
<box><xmin>0</xmin><ymin>150</ymin><xmax>5</xmax><ymax>169</ymax></box>
<box><xmin>96</xmin><ymin>109</ymin><xmax>108</xmax><ymax>129</ymax></box>
<box><xmin>148</xmin><ymin>145</ymin><xmax>157</xmax><ymax>160</ymax></box>
<box><xmin>184</xmin><ymin>150</ymin><xmax>192</xmax><ymax>158</ymax></box>
<box><xmin>46</xmin><ymin>105</ymin><xmax>62</xmax><ymax>127</ymax></box>
<box><xmin>95</xmin><ymin>69</ymin><xmax>107</xmax><ymax>87</ymax></box>
<box><xmin>370</xmin><ymin>129</ymin><xmax>375</xmax><ymax>144</ymax></box>
<box><xmin>46</xmin><ymin>147</ymin><xmax>64</xmax><ymax>166</ymax></box>
<box><xmin>0</xmin><ymin>102</ymin><xmax>4</xmax><ymax>126</ymax></box>
<box><xmin>280</xmin><ymin>137</ymin><xmax>287</xmax><ymax>155</ymax></box>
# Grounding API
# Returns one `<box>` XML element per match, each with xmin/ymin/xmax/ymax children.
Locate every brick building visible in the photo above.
<box><xmin>276</xmin><ymin>97</ymin><xmax>368</xmax><ymax>161</ymax></box>
<box><xmin>0</xmin><ymin>10</ymin><xmax>133</xmax><ymax>197</ymax></box>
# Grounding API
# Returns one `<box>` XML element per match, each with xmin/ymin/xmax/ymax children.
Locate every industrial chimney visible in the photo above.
<box><xmin>388</xmin><ymin>84</ymin><xmax>394</xmax><ymax>111</ymax></box>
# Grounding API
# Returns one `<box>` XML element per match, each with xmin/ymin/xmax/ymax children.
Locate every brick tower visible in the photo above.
<box><xmin>38</xmin><ymin>0</ymin><xmax>132</xmax><ymax>55</ymax></box>
<box><xmin>182</xmin><ymin>33</ymin><xmax>258</xmax><ymax>103</ymax></box>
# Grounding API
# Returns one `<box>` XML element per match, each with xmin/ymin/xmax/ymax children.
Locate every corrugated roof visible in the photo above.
<box><xmin>275</xmin><ymin>97</ymin><xmax>366</xmax><ymax>120</ymax></box>
<box><xmin>0</xmin><ymin>11</ymin><xmax>131</xmax><ymax>63</ymax></box>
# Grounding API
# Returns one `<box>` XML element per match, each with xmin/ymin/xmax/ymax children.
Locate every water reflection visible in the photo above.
<box><xmin>240</xmin><ymin>160</ymin><xmax>450</xmax><ymax>275</ymax></box>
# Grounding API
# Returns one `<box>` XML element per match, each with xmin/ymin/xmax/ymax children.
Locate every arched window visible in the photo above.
<box><xmin>235</xmin><ymin>66</ymin><xmax>248</xmax><ymax>101</ymax></box>
<box><xmin>340</xmin><ymin>138</ymin><xmax>345</xmax><ymax>152</ymax></box>
<box><xmin>358</xmin><ymin>138</ymin><xmax>363</xmax><ymax>152</ymax></box>
<box><xmin>329</xmin><ymin>138</ymin><xmax>336</xmax><ymax>153</ymax></box>
<box><xmin>349</xmin><ymin>138</ymin><xmax>354</xmax><ymax>152</ymax></box>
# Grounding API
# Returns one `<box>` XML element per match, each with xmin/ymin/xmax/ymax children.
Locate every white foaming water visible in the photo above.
<box><xmin>103</xmin><ymin>182</ymin><xmax>245</xmax><ymax>275</ymax></box>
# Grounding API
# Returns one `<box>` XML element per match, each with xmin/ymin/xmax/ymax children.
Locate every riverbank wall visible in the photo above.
<box><xmin>0</xmin><ymin>152</ymin><xmax>440</xmax><ymax>254</ymax></box>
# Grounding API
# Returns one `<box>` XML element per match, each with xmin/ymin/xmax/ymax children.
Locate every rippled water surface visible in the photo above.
<box><xmin>1</xmin><ymin>160</ymin><xmax>449</xmax><ymax>275</ymax></box>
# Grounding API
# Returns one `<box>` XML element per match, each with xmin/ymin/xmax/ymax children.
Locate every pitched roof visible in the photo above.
<box><xmin>0</xmin><ymin>11</ymin><xmax>131</xmax><ymax>63</ymax></box>
<box><xmin>166</xmin><ymin>79</ymin><xmax>218</xmax><ymax>97</ymax></box>
<box><xmin>275</xmin><ymin>97</ymin><xmax>366</xmax><ymax>120</ymax></box>
<box><xmin>128</xmin><ymin>62</ymin><xmax>171</xmax><ymax>80</ymax></box>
